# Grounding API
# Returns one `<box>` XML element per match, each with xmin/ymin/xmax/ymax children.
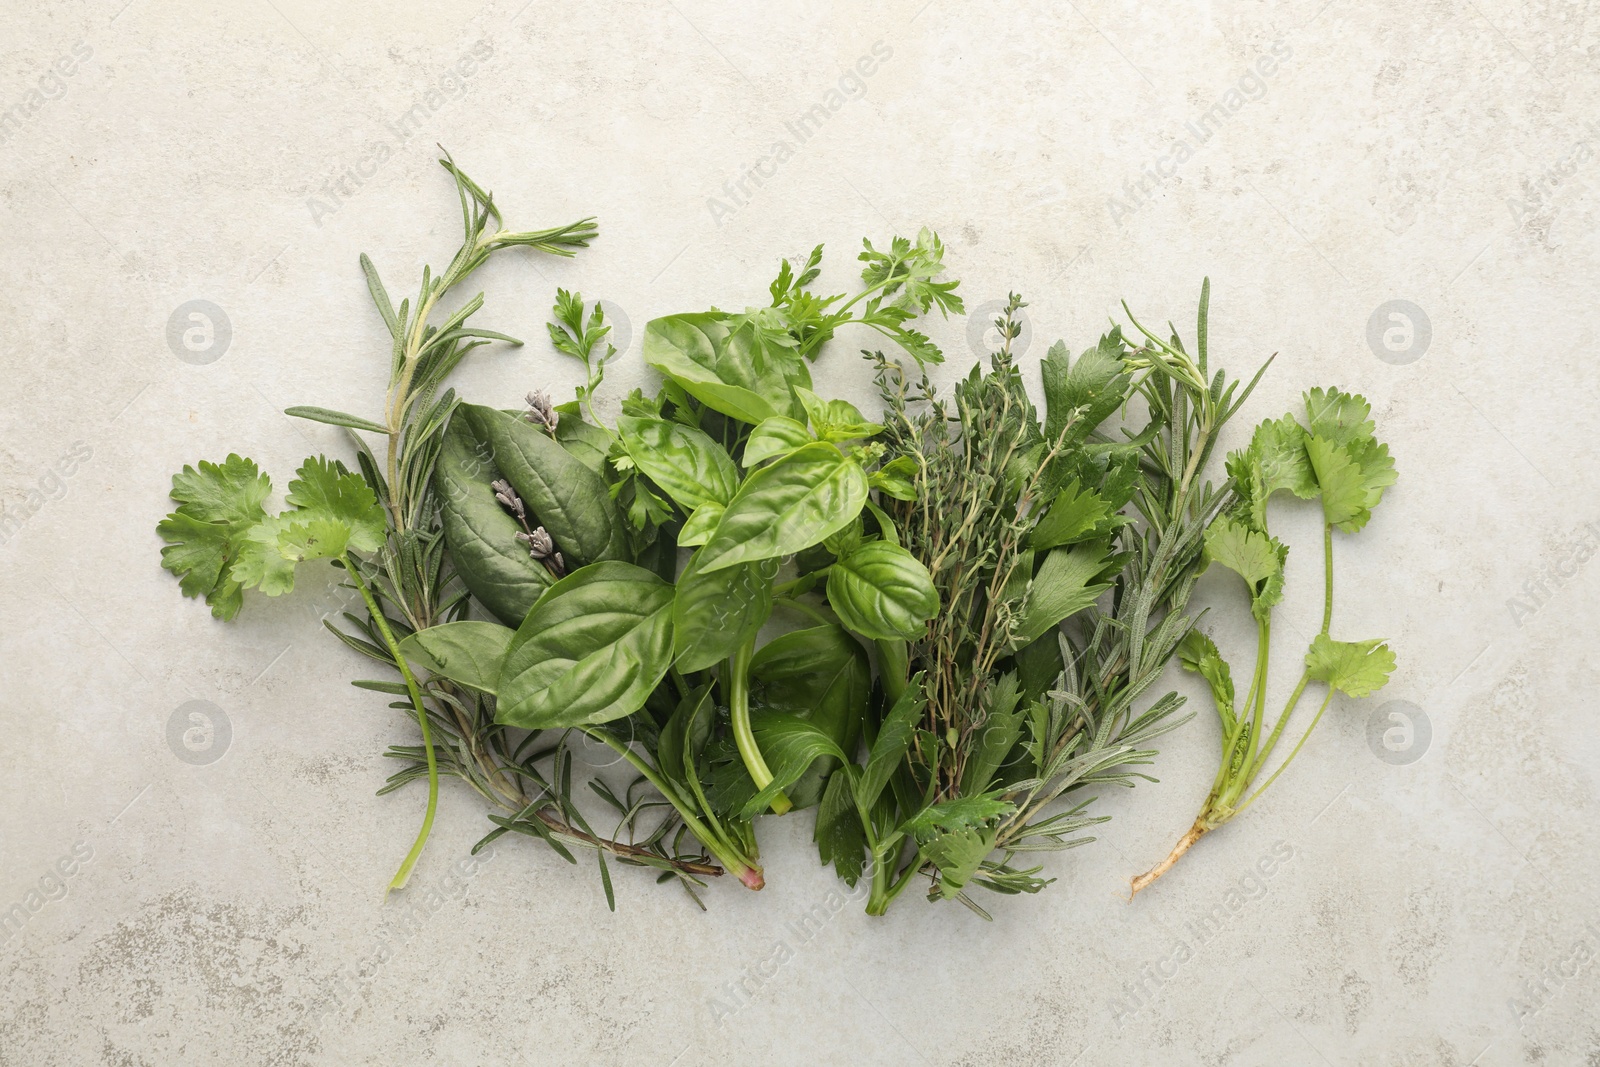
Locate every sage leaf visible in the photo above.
<box><xmin>434</xmin><ymin>417</ymin><xmax>552</xmax><ymax>626</ymax></box>
<box><xmin>459</xmin><ymin>403</ymin><xmax>628</xmax><ymax>566</ymax></box>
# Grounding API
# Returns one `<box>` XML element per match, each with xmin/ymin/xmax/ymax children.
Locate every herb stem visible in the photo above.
<box><xmin>1235</xmin><ymin>687</ymin><xmax>1335</xmax><ymax>816</ymax></box>
<box><xmin>582</xmin><ymin>727</ymin><xmax>763</xmax><ymax>889</ymax></box>
<box><xmin>343</xmin><ymin>551</ymin><xmax>439</xmax><ymax>894</ymax></box>
<box><xmin>727</xmin><ymin>638</ymin><xmax>793</xmax><ymax>815</ymax></box>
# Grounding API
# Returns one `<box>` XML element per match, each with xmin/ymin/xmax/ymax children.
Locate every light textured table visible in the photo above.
<box><xmin>2</xmin><ymin>2</ymin><xmax>1596</xmax><ymax>1064</ymax></box>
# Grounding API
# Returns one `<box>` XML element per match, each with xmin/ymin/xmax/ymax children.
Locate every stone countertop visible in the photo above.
<box><xmin>2</xmin><ymin>2</ymin><xmax>1597</xmax><ymax>1064</ymax></box>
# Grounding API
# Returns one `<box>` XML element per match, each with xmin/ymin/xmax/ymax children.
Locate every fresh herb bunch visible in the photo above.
<box><xmin>829</xmin><ymin>284</ymin><xmax>1268</xmax><ymax>916</ymax></box>
<box><xmin>371</xmin><ymin>233</ymin><xmax>963</xmax><ymax>898</ymax></box>
<box><xmin>1130</xmin><ymin>387</ymin><xmax>1397</xmax><ymax>894</ymax></box>
<box><xmin>158</xmin><ymin>155</ymin><xmax>723</xmax><ymax>902</ymax></box>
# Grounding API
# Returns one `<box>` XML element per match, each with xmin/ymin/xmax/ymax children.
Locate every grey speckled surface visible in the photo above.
<box><xmin>3</xmin><ymin>1</ymin><xmax>1598</xmax><ymax>1064</ymax></box>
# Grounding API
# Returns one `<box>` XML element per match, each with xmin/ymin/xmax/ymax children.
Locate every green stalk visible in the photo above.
<box><xmin>1234</xmin><ymin>688</ymin><xmax>1335</xmax><ymax>815</ymax></box>
<box><xmin>343</xmin><ymin>551</ymin><xmax>438</xmax><ymax>894</ymax></box>
<box><xmin>1230</xmin><ymin>521</ymin><xmax>1337</xmax><ymax>811</ymax></box>
<box><xmin>1321</xmin><ymin>521</ymin><xmax>1334</xmax><ymax>633</ymax></box>
<box><xmin>584</xmin><ymin>728</ymin><xmax>765</xmax><ymax>890</ymax></box>
<box><xmin>728</xmin><ymin>638</ymin><xmax>792</xmax><ymax>815</ymax></box>
<box><xmin>875</xmin><ymin>638</ymin><xmax>909</xmax><ymax>707</ymax></box>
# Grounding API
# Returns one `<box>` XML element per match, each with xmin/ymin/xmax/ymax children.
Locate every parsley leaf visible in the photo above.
<box><xmin>156</xmin><ymin>455</ymin><xmax>273</xmax><ymax>620</ymax></box>
<box><xmin>1203</xmin><ymin>515</ymin><xmax>1288</xmax><ymax>621</ymax></box>
<box><xmin>1305</xmin><ymin>633</ymin><xmax>1396</xmax><ymax>697</ymax></box>
<box><xmin>231</xmin><ymin>456</ymin><xmax>386</xmax><ymax>597</ymax></box>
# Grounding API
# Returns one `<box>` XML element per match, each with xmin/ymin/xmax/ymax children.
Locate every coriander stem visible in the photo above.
<box><xmin>1321</xmin><ymin>521</ymin><xmax>1334</xmax><ymax>634</ymax></box>
<box><xmin>343</xmin><ymin>551</ymin><xmax>438</xmax><ymax>895</ymax></box>
<box><xmin>728</xmin><ymin>638</ymin><xmax>792</xmax><ymax>815</ymax></box>
<box><xmin>1235</xmin><ymin>687</ymin><xmax>1336</xmax><ymax>816</ymax></box>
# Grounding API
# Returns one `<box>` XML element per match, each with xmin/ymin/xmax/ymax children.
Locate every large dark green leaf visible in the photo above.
<box><xmin>748</xmin><ymin>624</ymin><xmax>869</xmax><ymax>808</ymax></box>
<box><xmin>826</xmin><ymin>539</ymin><xmax>939</xmax><ymax>640</ymax></box>
<box><xmin>739</xmin><ymin>714</ymin><xmax>850</xmax><ymax>818</ymax></box>
<box><xmin>459</xmin><ymin>403</ymin><xmax>628</xmax><ymax>566</ymax></box>
<box><xmin>496</xmin><ymin>562</ymin><xmax>675</xmax><ymax>729</ymax></box>
<box><xmin>697</xmin><ymin>442</ymin><xmax>868</xmax><ymax>573</ymax></box>
<box><xmin>672</xmin><ymin>553</ymin><xmax>778</xmax><ymax>673</ymax></box>
<box><xmin>434</xmin><ymin>418</ymin><xmax>552</xmax><ymax>626</ymax></box>
<box><xmin>641</xmin><ymin>313</ymin><xmax>809</xmax><ymax>425</ymax></box>
<box><xmin>617</xmin><ymin>415</ymin><xmax>739</xmax><ymax>511</ymax></box>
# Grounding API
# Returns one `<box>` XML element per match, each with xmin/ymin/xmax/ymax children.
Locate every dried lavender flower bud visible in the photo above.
<box><xmin>524</xmin><ymin>390</ymin><xmax>559</xmax><ymax>433</ymax></box>
<box><xmin>491</xmin><ymin>479</ymin><xmax>526</xmax><ymax>521</ymax></box>
<box><xmin>525</xmin><ymin>526</ymin><xmax>555</xmax><ymax>559</ymax></box>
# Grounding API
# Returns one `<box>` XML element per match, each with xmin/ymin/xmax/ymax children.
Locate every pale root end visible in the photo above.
<box><xmin>737</xmin><ymin>866</ymin><xmax>765</xmax><ymax>891</ymax></box>
<box><xmin>1129</xmin><ymin>821</ymin><xmax>1209</xmax><ymax>898</ymax></box>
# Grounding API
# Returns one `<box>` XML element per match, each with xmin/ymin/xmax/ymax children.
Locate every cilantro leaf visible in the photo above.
<box><xmin>1303</xmin><ymin>387</ymin><xmax>1375</xmax><ymax>448</ymax></box>
<box><xmin>1224</xmin><ymin>413</ymin><xmax>1315</xmax><ymax>533</ymax></box>
<box><xmin>1305</xmin><ymin>434</ymin><xmax>1396</xmax><ymax>533</ymax></box>
<box><xmin>156</xmin><ymin>455</ymin><xmax>273</xmax><ymax>620</ymax></box>
<box><xmin>1305</xmin><ymin>633</ymin><xmax>1396</xmax><ymax>697</ymax></box>
<box><xmin>1203</xmin><ymin>515</ymin><xmax>1288</xmax><ymax>622</ymax></box>
<box><xmin>1178</xmin><ymin>629</ymin><xmax>1236</xmax><ymax>735</ymax></box>
<box><xmin>282</xmin><ymin>455</ymin><xmax>387</xmax><ymax>553</ymax></box>
<box><xmin>230</xmin><ymin>516</ymin><xmax>299</xmax><ymax>596</ymax></box>
<box><xmin>230</xmin><ymin>456</ymin><xmax>387</xmax><ymax>597</ymax></box>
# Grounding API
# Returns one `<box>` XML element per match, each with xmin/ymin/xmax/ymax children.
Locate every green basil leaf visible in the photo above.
<box><xmin>496</xmin><ymin>562</ymin><xmax>675</xmax><ymax>729</ymax></box>
<box><xmin>398</xmin><ymin>621</ymin><xmax>513</xmax><ymax>695</ymax></box>
<box><xmin>677</xmin><ymin>502</ymin><xmax>723</xmax><ymax>547</ymax></box>
<box><xmin>672</xmin><ymin>553</ymin><xmax>778</xmax><ymax>673</ymax></box>
<box><xmin>642</xmin><ymin>313</ymin><xmax>809</xmax><ymax>425</ymax></box>
<box><xmin>742</xmin><ymin>416</ymin><xmax>813</xmax><ymax>467</ymax></box>
<box><xmin>657</xmin><ymin>683</ymin><xmax>714</xmax><ymax>784</ymax></box>
<box><xmin>826</xmin><ymin>539</ymin><xmax>939</xmax><ymax>640</ymax></box>
<box><xmin>698</xmin><ymin>442</ymin><xmax>868</xmax><ymax>573</ymax></box>
<box><xmin>795</xmin><ymin>386</ymin><xmax>884</xmax><ymax>442</ymax></box>
<box><xmin>434</xmin><ymin>417</ymin><xmax>552</xmax><ymax>626</ymax></box>
<box><xmin>459</xmin><ymin>403</ymin><xmax>628</xmax><ymax>567</ymax></box>
<box><xmin>739</xmin><ymin>713</ymin><xmax>850</xmax><ymax>818</ymax></box>
<box><xmin>869</xmin><ymin>456</ymin><xmax>918</xmax><ymax>501</ymax></box>
<box><xmin>617</xmin><ymin>415</ymin><xmax>739</xmax><ymax>511</ymax></box>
